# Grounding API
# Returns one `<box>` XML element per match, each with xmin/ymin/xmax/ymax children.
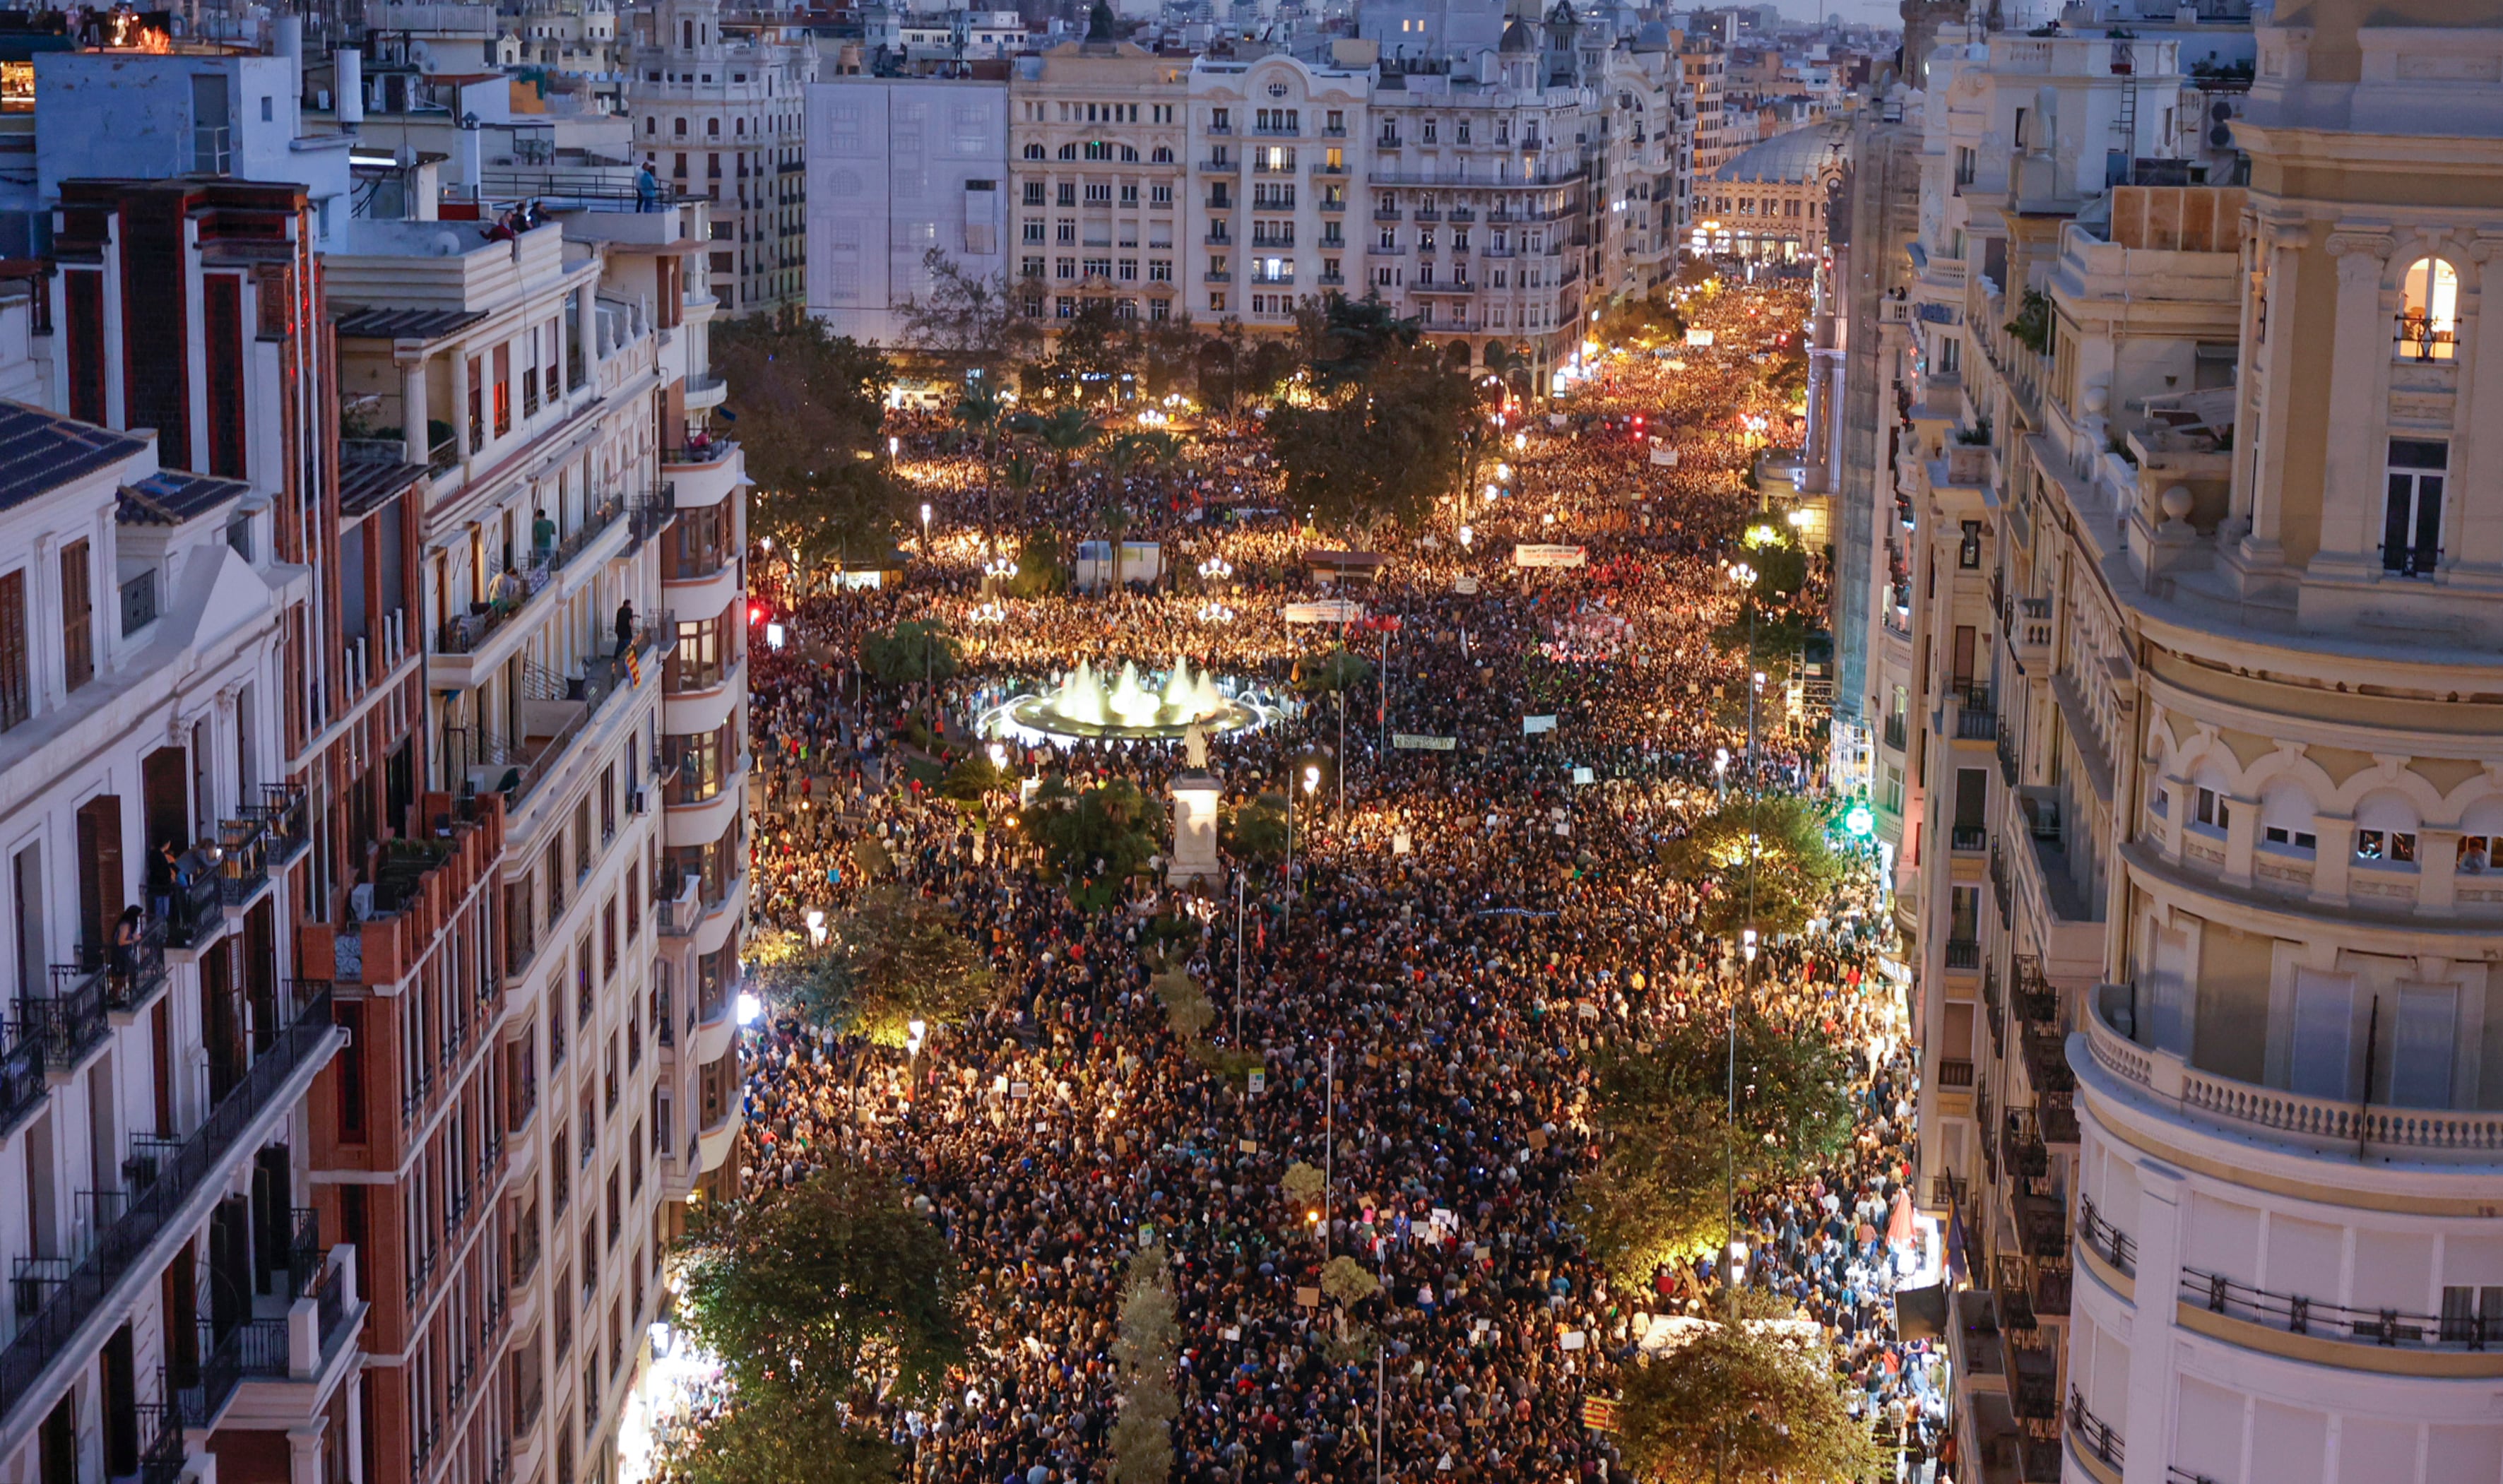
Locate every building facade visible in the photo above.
<box><xmin>805</xmin><ymin>73</ymin><xmax>1010</xmax><ymax>348</ymax></box>
<box><xmin>627</xmin><ymin>0</ymin><xmax>815</xmax><ymax>315</ymax></box>
<box><xmin>1842</xmin><ymin>2</ymin><xmax>2503</xmax><ymax>1481</ymax></box>
<box><xmin>0</xmin><ymin>35</ymin><xmax>750</xmax><ymax>1484</ymax></box>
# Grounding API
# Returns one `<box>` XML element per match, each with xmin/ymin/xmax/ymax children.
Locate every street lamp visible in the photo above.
<box><xmin>920</xmin><ymin>501</ymin><xmax>933</xmax><ymax>551</ymax></box>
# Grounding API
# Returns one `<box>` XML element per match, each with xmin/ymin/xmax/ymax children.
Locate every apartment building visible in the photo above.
<box><xmin>807</xmin><ymin>72</ymin><xmax>1010</xmax><ymax>347</ymax></box>
<box><xmin>627</xmin><ymin>0</ymin><xmax>815</xmax><ymax>314</ymax></box>
<box><xmin>1191</xmin><ymin>52</ymin><xmax>1373</xmax><ymax>326</ymax></box>
<box><xmin>1007</xmin><ymin>40</ymin><xmax>1193</xmax><ymax>328</ymax></box>
<box><xmin>1850</xmin><ymin>2</ymin><xmax>2503</xmax><ymax>1481</ymax></box>
<box><xmin>1364</xmin><ymin>28</ymin><xmax>1590</xmax><ymax>365</ymax></box>
<box><xmin>0</xmin><ymin>36</ymin><xmax>749</xmax><ymax>1484</ymax></box>
<box><xmin>1676</xmin><ymin>33</ymin><xmax>1730</xmax><ymax>179</ymax></box>
<box><xmin>0</xmin><ymin>177</ymin><xmax>362</xmax><ymax>1484</ymax></box>
<box><xmin>1591</xmin><ymin>33</ymin><xmax>1686</xmax><ymax>303</ymax></box>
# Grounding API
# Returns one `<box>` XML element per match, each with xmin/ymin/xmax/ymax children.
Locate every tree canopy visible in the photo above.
<box><xmin>1576</xmin><ymin>1004</ymin><xmax>1858</xmax><ymax>1282</ymax></box>
<box><xmin>1272</xmin><ymin>347</ymin><xmax>1479</xmax><ymax>540</ymax></box>
<box><xmin>715</xmin><ymin>313</ymin><xmax>909</xmax><ymax>572</ymax></box>
<box><xmin>1653</xmin><ymin>795</ymin><xmax>1848</xmax><ymax>940</ymax></box>
<box><xmin>859</xmin><ymin>618</ymin><xmax>964</xmax><ymax>689</ymax></box>
<box><xmin>1026</xmin><ymin>776</ymin><xmax>1161</xmax><ymax>909</ymax></box>
<box><xmin>755</xmin><ymin>886</ymin><xmax>994</xmax><ymax>1045</ymax></box>
<box><xmin>1616</xmin><ymin>1322</ymin><xmax>1887</xmax><ymax>1484</ymax></box>
<box><xmin>1108</xmin><ymin>1244</ymin><xmax>1181</xmax><ymax>1484</ymax></box>
<box><xmin>675</xmin><ymin>1158</ymin><xmax>967</xmax><ymax>1408</ymax></box>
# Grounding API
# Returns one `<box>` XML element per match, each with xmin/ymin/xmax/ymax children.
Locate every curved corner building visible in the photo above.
<box><xmin>1865</xmin><ymin>2</ymin><xmax>2503</xmax><ymax>1482</ymax></box>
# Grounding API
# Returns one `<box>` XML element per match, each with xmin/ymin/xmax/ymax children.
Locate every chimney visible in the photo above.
<box><xmin>273</xmin><ymin>15</ymin><xmax>303</xmax><ymax>106</ymax></box>
<box><xmin>336</xmin><ymin>48</ymin><xmax>364</xmax><ymax>131</ymax></box>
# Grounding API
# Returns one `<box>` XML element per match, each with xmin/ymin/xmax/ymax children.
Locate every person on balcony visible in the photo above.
<box><xmin>110</xmin><ymin>904</ymin><xmax>141</xmax><ymax>1001</ymax></box>
<box><xmin>636</xmin><ymin>160</ymin><xmax>660</xmax><ymax>213</ymax></box>
<box><xmin>616</xmin><ymin>600</ymin><xmax>637</xmax><ymax>660</ymax></box>
<box><xmin>488</xmin><ymin>564</ymin><xmax>527</xmax><ymax>615</ymax></box>
<box><xmin>532</xmin><ymin>506</ymin><xmax>557</xmax><ymax>563</ymax></box>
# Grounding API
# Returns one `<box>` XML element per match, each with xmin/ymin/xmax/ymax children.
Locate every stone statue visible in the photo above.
<box><xmin>1183</xmin><ymin>723</ymin><xmax>1209</xmax><ymax>771</ymax></box>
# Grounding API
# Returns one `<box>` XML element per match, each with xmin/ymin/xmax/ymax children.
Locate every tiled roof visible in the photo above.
<box><xmin>116</xmin><ymin>470</ymin><xmax>251</xmax><ymax>526</ymax></box>
<box><xmin>0</xmin><ymin>400</ymin><xmax>148</xmax><ymax>511</ymax></box>
<box><xmin>333</xmin><ymin>307</ymin><xmax>491</xmax><ymax>341</ymax></box>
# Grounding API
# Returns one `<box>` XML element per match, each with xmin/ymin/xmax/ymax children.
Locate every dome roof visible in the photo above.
<box><xmin>1710</xmin><ymin>122</ymin><xmax>1847</xmax><ymax>184</ymax></box>
<box><xmin>1499</xmin><ymin>17</ymin><xmax>1538</xmax><ymax>52</ymax></box>
<box><xmin>1633</xmin><ymin>20</ymin><xmax>1671</xmax><ymax>49</ymax></box>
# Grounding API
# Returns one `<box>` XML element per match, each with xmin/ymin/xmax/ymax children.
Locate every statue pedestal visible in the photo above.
<box><xmin>1168</xmin><ymin>770</ymin><xmax>1222</xmax><ymax>887</ymax></box>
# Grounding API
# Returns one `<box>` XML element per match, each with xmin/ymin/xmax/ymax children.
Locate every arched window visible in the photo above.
<box><xmin>2398</xmin><ymin>256</ymin><xmax>2458</xmax><ymax>361</ymax></box>
<box><xmin>2355</xmin><ymin>791</ymin><xmax>2420</xmax><ymax>867</ymax></box>
<box><xmin>1022</xmin><ymin>143</ymin><xmax>1044</xmax><ymax>160</ymax></box>
<box><xmin>1057</xmin><ymin>142</ymin><xmax>1078</xmax><ymax>160</ymax></box>
<box><xmin>2460</xmin><ymin>798</ymin><xmax>2503</xmax><ymax>875</ymax></box>
<box><xmin>1151</xmin><ymin>146</ymin><xmax>1173</xmax><ymax>163</ymax></box>
<box><xmin>1120</xmin><ymin>145</ymin><xmax>1140</xmax><ymax>162</ymax></box>
<box><xmin>2189</xmin><ymin>764</ymin><xmax>2234</xmax><ymax>838</ymax></box>
<box><xmin>2258</xmin><ymin>779</ymin><xmax>2318</xmax><ymax>855</ymax></box>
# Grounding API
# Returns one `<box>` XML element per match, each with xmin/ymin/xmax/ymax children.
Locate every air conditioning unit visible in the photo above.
<box><xmin>2208</xmin><ymin>98</ymin><xmax>2237</xmax><ymax>150</ymax></box>
<box><xmin>627</xmin><ymin>788</ymin><xmax>649</xmax><ymax>815</ymax></box>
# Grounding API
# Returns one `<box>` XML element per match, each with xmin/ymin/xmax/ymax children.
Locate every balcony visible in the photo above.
<box><xmin>15</xmin><ymin>964</ymin><xmax>107</xmax><ymax>1072</ymax></box>
<box><xmin>1944</xmin><ymin>939</ymin><xmax>1981</xmax><ymax>970</ymax></box>
<box><xmin>437</xmin><ymin>564</ymin><xmax>555</xmax><ymax>657</ymax></box>
<box><xmin>1951</xmin><ymin>824</ymin><xmax>1988</xmax><ymax>853</ymax></box>
<box><xmin>468</xmin><ymin>617</ymin><xmax>671</xmax><ymax>807</ymax></box>
<box><xmin>1883</xmin><ymin>714</ymin><xmax>1907</xmax><ymax>751</ymax></box>
<box><xmin>2075</xmin><ymin>1194</ymin><xmax>2136</xmax><ymax>1278</ymax></box>
<box><xmin>656</xmin><ymin>871</ymin><xmax>704</xmax><ymax>937</ymax></box>
<box><xmin>2180</xmin><ymin>1265</ymin><xmax>2503</xmax><ymax>1352</ymax></box>
<box><xmin>0</xmin><ymin>988</ymin><xmax>338</xmax><ymax>1435</ymax></box>
<box><xmin>2082</xmin><ymin>982</ymin><xmax>2503</xmax><ymax>1158</ymax></box>
<box><xmin>661</xmin><ymin>437</ymin><xmax>737</xmax><ymax>468</ymax></box>
<box><xmin>2066</xmin><ymin>1389</ymin><xmax>2124</xmax><ymax>1482</ymax></box>
<box><xmin>0</xmin><ymin>1037</ymin><xmax>40</xmax><ymax>1136</ymax></box>
<box><xmin>1953</xmin><ymin>685</ymin><xmax>1999</xmax><ymax>742</ymax></box>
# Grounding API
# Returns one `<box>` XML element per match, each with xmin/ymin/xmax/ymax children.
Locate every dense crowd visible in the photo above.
<box><xmin>702</xmin><ymin>281</ymin><xmax>1952</xmax><ymax>1484</ymax></box>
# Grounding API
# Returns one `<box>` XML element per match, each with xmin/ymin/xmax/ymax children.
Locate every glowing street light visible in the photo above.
<box><xmin>1303</xmin><ymin>764</ymin><xmax>1320</xmax><ymax>795</ymax></box>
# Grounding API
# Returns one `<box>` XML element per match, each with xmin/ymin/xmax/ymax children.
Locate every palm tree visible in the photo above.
<box><xmin>956</xmin><ymin>386</ymin><xmax>1007</xmax><ymax>549</ymax></box>
<box><xmin>1011</xmin><ymin>405</ymin><xmax>1102</xmax><ymax>485</ymax></box>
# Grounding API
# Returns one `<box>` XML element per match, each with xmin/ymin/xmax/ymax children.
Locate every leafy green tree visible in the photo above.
<box><xmin>1295</xmin><ymin>646</ymin><xmax>1375</xmax><ymax>695</ymax></box>
<box><xmin>1320</xmin><ymin>1255</ymin><xmax>1381</xmax><ymax>1307</ymax></box>
<box><xmin>1654</xmin><ymin>795</ymin><xmax>1847</xmax><ymax>939</ymax></box>
<box><xmin>1108</xmin><ymin>1244</ymin><xmax>1181</xmax><ymax>1484</ymax></box>
<box><xmin>1005</xmin><ymin>526</ymin><xmax>1068</xmax><ymax>598</ymax></box>
<box><xmin>1010</xmin><ymin>404</ymin><xmax>1103</xmax><ymax>485</ymax></box>
<box><xmin>1272</xmin><ymin>350</ymin><xmax>1478</xmax><ymax>540</ymax></box>
<box><xmin>761</xmin><ymin>887</ymin><xmax>994</xmax><ymax>1045</ymax></box>
<box><xmin>1280</xmin><ymin>1161</ymin><xmax>1325</xmax><ymax>1204</ymax></box>
<box><xmin>653</xmin><ymin>1389</ymin><xmax>904</xmax><ymax>1484</ymax></box>
<box><xmin>757</xmin><ymin>458</ymin><xmax>916</xmax><ymax>577</ymax></box>
<box><xmin>1026</xmin><ymin>776</ymin><xmax>1160</xmax><ymax>909</ymax></box>
<box><xmin>675</xmin><ymin>1158</ymin><xmax>967</xmax><ymax>1408</ymax></box>
<box><xmin>1221</xmin><ymin>793</ymin><xmax>1290</xmax><ymax>865</ymax></box>
<box><xmin>940</xmin><ymin>752</ymin><xmax>1012</xmax><ymax>804</ymax></box>
<box><xmin>1578</xmin><ymin>1004</ymin><xmax>1857</xmax><ymax>1282</ymax></box>
<box><xmin>712</xmin><ymin>311</ymin><xmax>892</xmax><ymax>496</ymax></box>
<box><xmin>1616</xmin><ymin>1322</ymin><xmax>1886</xmax><ymax>1484</ymax></box>
<box><xmin>1295</xmin><ymin>293</ymin><xmax>1421</xmax><ymax>393</ymax></box>
<box><xmin>1595</xmin><ymin>287</ymin><xmax>1689</xmax><ymax>350</ymax></box>
<box><xmin>1151</xmin><ymin>965</ymin><xmax>1215</xmax><ymax>1040</ymax></box>
<box><xmin>859</xmin><ymin>618</ymin><xmax>963</xmax><ymax>689</ymax></box>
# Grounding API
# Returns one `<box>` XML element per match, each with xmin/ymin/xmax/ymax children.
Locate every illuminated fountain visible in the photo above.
<box><xmin>990</xmin><ymin>658</ymin><xmax>1272</xmax><ymax>743</ymax></box>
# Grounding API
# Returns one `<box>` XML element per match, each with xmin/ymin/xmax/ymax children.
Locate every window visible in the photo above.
<box><xmin>2259</xmin><ymin>780</ymin><xmax>2316</xmax><ymax>855</ymax></box>
<box><xmin>1958</xmin><ymin>520</ymin><xmax>1982</xmax><ymax>569</ymax></box>
<box><xmin>59</xmin><ymin>540</ymin><xmax>90</xmax><ymax>692</ymax></box>
<box><xmin>2194</xmin><ymin>786</ymin><xmax>2229</xmax><ymax>832</ymax></box>
<box><xmin>2384</xmin><ymin>439</ymin><xmax>2447</xmax><ymax>577</ymax></box>
<box><xmin>2355</xmin><ymin>792</ymin><xmax>2418</xmax><ymax>867</ymax></box>
<box><xmin>2398</xmin><ymin>256</ymin><xmax>2458</xmax><ymax>361</ymax></box>
<box><xmin>1022</xmin><ymin>221</ymin><xmax>1044</xmax><ymax>243</ymax></box>
<box><xmin>1023</xmin><ymin>181</ymin><xmax>1045</xmax><ymax>206</ymax></box>
<box><xmin>0</xmin><ymin>569</ymin><xmax>25</xmax><ymax>731</ymax></box>
<box><xmin>1057</xmin><ymin>182</ymin><xmax>1077</xmax><ymax>207</ymax></box>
